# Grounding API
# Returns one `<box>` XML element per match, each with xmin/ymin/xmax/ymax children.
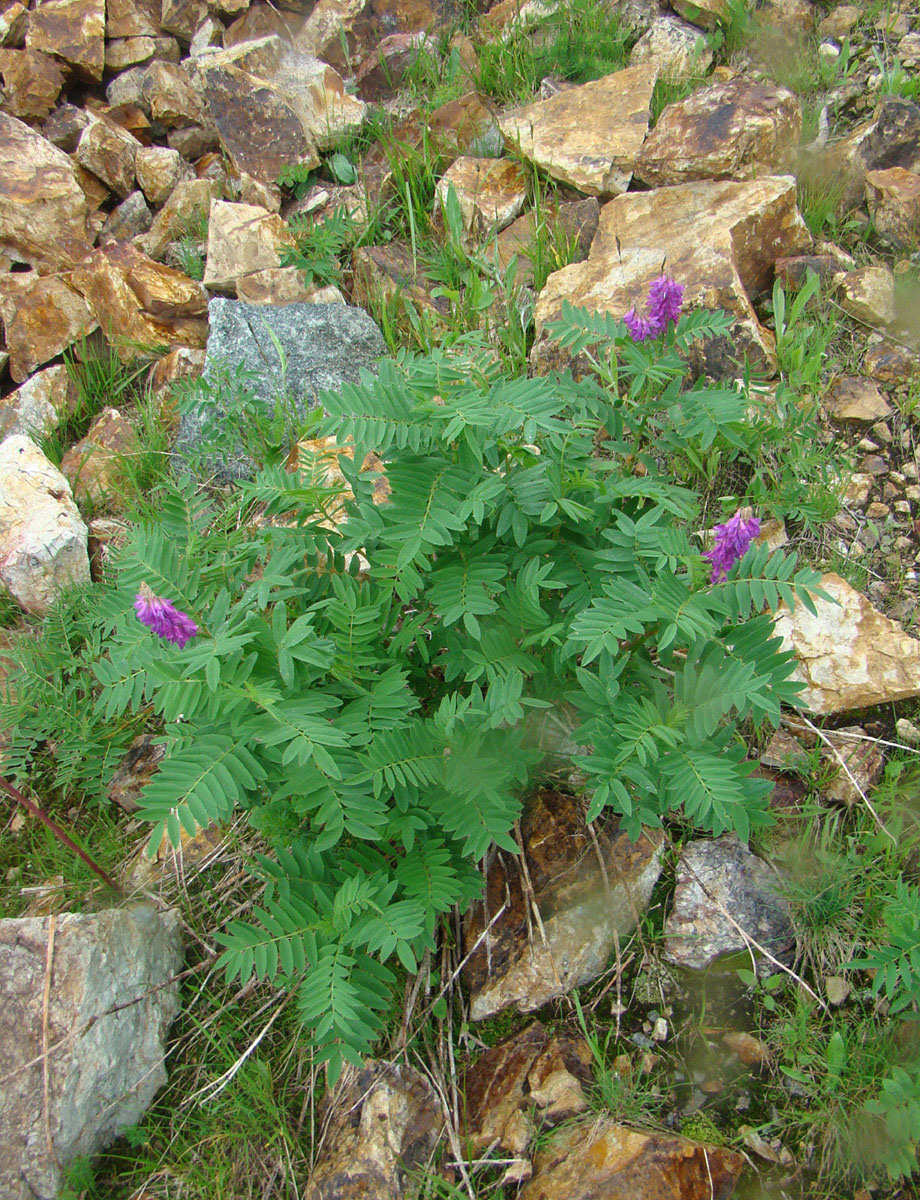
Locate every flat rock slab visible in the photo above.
<box><xmin>663</xmin><ymin>834</ymin><xmax>794</xmax><ymax>973</ymax></box>
<box><xmin>533</xmin><ymin>175</ymin><xmax>811</xmax><ymax>375</ymax></box>
<box><xmin>174</xmin><ymin>299</ymin><xmax>387</xmax><ymax>480</ymax></box>
<box><xmin>774</xmin><ymin>571</ymin><xmax>920</xmax><ymax>713</ymax></box>
<box><xmin>463</xmin><ymin>790</ymin><xmax>663</xmax><ymax>1020</ymax></box>
<box><xmin>499</xmin><ymin>63</ymin><xmax>657</xmax><ymax>197</ymax></box>
<box><xmin>0</xmin><ymin>906</ymin><xmax>182</xmax><ymax>1200</ymax></box>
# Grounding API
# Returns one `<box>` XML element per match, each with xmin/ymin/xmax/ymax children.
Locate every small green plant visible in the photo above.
<box><xmin>284</xmin><ymin>205</ymin><xmax>358</xmax><ymax>290</ymax></box>
<box><xmin>872</xmin><ymin>48</ymin><xmax>920</xmax><ymax>102</ymax></box>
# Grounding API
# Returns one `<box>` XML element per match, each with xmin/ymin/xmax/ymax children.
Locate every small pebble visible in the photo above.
<box><xmin>818</xmin><ymin>39</ymin><xmax>840</xmax><ymax>59</ymax></box>
<box><xmin>652</xmin><ymin>1017</ymin><xmax>668</xmax><ymax>1043</ymax></box>
<box><xmin>897</xmin><ymin>717</ymin><xmax>920</xmax><ymax>745</ymax></box>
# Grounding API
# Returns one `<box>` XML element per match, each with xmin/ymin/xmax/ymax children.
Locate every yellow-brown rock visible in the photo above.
<box><xmin>235</xmin><ymin>267</ymin><xmax>344</xmax><ymax>305</ymax></box>
<box><xmin>670</xmin><ymin>0</ymin><xmax>726</xmax><ymax>29</ymax></box>
<box><xmin>499</xmin><ymin>64</ymin><xmax>657</xmax><ymax>197</ymax></box>
<box><xmin>202</xmin><ymin>198</ymin><xmax>293</xmax><ymax>294</ymax></box>
<box><xmin>70</xmin><ymin>242</ymin><xmax>208</xmax><ymax>356</ymax></box>
<box><xmin>74</xmin><ymin>112</ymin><xmax>140</xmax><ymax>198</ymax></box>
<box><xmin>61</xmin><ymin>406</ymin><xmax>138</xmax><ymax>512</ymax></box>
<box><xmin>141</xmin><ymin>60</ymin><xmax>207</xmax><ymax>127</ymax></box>
<box><xmin>351</xmin><ymin>244</ymin><xmax>448</xmax><ymax>325</ymax></box>
<box><xmin>160</xmin><ymin>0</ymin><xmax>207</xmax><ymax>39</ymax></box>
<box><xmin>629</xmin><ymin>15</ymin><xmax>712</xmax><ymax>83</ymax></box>
<box><xmin>0</xmin><ymin>364</ymin><xmax>79</xmax><ymax>439</ymax></box>
<box><xmin>137</xmin><ymin>177</ymin><xmax>219</xmax><ymax>260</ymax></box>
<box><xmin>435</xmin><ymin>156</ymin><xmax>527</xmax><ymax>249</ymax></box>
<box><xmin>865</xmin><ymin>166</ymin><xmax>920</xmax><ymax>247</ymax></box>
<box><xmin>26</xmin><ymin>0</ymin><xmax>105</xmax><ymax>80</ymax></box>
<box><xmin>135</xmin><ymin>143</ymin><xmax>188</xmax><ymax>206</ymax></box>
<box><xmin>105</xmin><ymin>36</ymin><xmax>157</xmax><ymax>70</ymax></box>
<box><xmin>0</xmin><ymin>270</ymin><xmax>97</xmax><ymax>381</ymax></box>
<box><xmin>295</xmin><ymin>0</ymin><xmax>365</xmax><ymax>60</ymax></box>
<box><xmin>106</xmin><ymin>0</ymin><xmax>160</xmax><ymax>37</ymax></box>
<box><xmin>837</xmin><ymin>264</ymin><xmax>896</xmax><ymax>326</ymax></box>
<box><xmin>0</xmin><ymin>3</ymin><xmax>28</xmax><ymax>47</ymax></box>
<box><xmin>635</xmin><ymin>78</ymin><xmax>801</xmax><ymax>186</ymax></box>
<box><xmin>0</xmin><ymin>48</ymin><xmax>66</xmax><ymax>120</ymax></box>
<box><xmin>0</xmin><ymin>112</ymin><xmax>91</xmax><ymax>271</ymax></box>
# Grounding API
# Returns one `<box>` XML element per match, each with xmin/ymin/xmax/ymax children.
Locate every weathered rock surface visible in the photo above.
<box><xmin>775</xmin><ymin>572</ymin><xmax>920</xmax><ymax>713</ymax></box>
<box><xmin>0</xmin><ymin>435</ymin><xmax>90</xmax><ymax>613</ymax></box>
<box><xmin>135</xmin><ymin>144</ymin><xmax>189</xmax><ymax>206</ymax></box>
<box><xmin>663</xmin><ymin>835</ymin><xmax>795</xmax><ymax>973</ymax></box>
<box><xmin>74</xmin><ymin>112</ymin><xmax>140</xmax><ymax>198</ymax></box>
<box><xmin>490</xmin><ymin>197</ymin><xmax>599</xmax><ymax>287</ymax></box>
<box><xmin>174</xmin><ymin>298</ymin><xmax>386</xmax><ymax>479</ymax></box>
<box><xmin>137</xmin><ymin>177</ymin><xmax>219</xmax><ymax>261</ymax></box>
<box><xmin>107</xmin><ymin>733</ymin><xmax>166</xmax><ymax>812</ymax></box>
<box><xmin>865</xmin><ymin>166</ymin><xmax>920</xmax><ymax>247</ymax></box>
<box><xmin>629</xmin><ymin>14</ymin><xmax>711</xmax><ymax>83</ymax></box>
<box><xmin>26</xmin><ymin>0</ymin><xmax>105</xmax><ymax>80</ymax></box>
<box><xmin>463</xmin><ymin>790</ymin><xmax>664</xmax><ymax>1020</ymax></box>
<box><xmin>351</xmin><ymin>243</ymin><xmax>449</xmax><ymax>324</ymax></box>
<box><xmin>533</xmin><ymin>175</ymin><xmax>811</xmax><ymax>374</ymax></box>
<box><xmin>304</xmin><ymin>1061</ymin><xmax>443</xmax><ymax>1200</ymax></box>
<box><xmin>838</xmin><ymin>265</ymin><xmax>896</xmax><ymax>326</ymax></box>
<box><xmin>435</xmin><ymin>156</ymin><xmax>527</xmax><ymax>248</ymax></box>
<box><xmin>202</xmin><ymin>198</ymin><xmax>294</xmax><ymax>293</ymax></box>
<box><xmin>236</xmin><ymin>267</ymin><xmax>344</xmax><ymax>305</ymax></box>
<box><xmin>99</xmin><ymin>189</ymin><xmax>153</xmax><ymax>243</ymax></box>
<box><xmin>141</xmin><ymin>60</ymin><xmax>208</xmax><ymax>127</ymax></box>
<box><xmin>0</xmin><ymin>271</ymin><xmax>96</xmax><ymax>381</ymax></box>
<box><xmin>0</xmin><ymin>365</ymin><xmax>78</xmax><ymax>439</ymax></box>
<box><xmin>635</xmin><ymin>78</ymin><xmax>801</xmax><ymax>187</ymax></box>
<box><xmin>0</xmin><ymin>48</ymin><xmax>66</xmax><ymax>119</ymax></box>
<box><xmin>355</xmin><ymin>30</ymin><xmax>431</xmax><ymax>101</ymax></box>
<box><xmin>0</xmin><ymin>112</ymin><xmax>91</xmax><ymax>271</ymax></box>
<box><xmin>519</xmin><ymin>1119</ymin><xmax>745</xmax><ymax>1200</ymax></box>
<box><xmin>107</xmin><ymin>0</ymin><xmax>161</xmax><ymax>38</ymax></box>
<box><xmin>61</xmin><ymin>406</ymin><xmax>138</xmax><ymax>511</ymax></box>
<box><xmin>823</xmin><ymin>375</ymin><xmax>891</xmax><ymax>423</ymax></box>
<box><xmin>499</xmin><ymin>64</ymin><xmax>657</xmax><ymax>197</ymax></box>
<box><xmin>670</xmin><ymin>0</ymin><xmax>725</xmax><ymax>29</ymax></box>
<box><xmin>0</xmin><ymin>905</ymin><xmax>182</xmax><ymax>1200</ymax></box>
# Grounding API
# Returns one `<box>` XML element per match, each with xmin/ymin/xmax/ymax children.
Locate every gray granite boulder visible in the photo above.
<box><xmin>173</xmin><ymin>298</ymin><xmax>387</xmax><ymax>480</ymax></box>
<box><xmin>0</xmin><ymin>905</ymin><xmax>183</xmax><ymax>1200</ymax></box>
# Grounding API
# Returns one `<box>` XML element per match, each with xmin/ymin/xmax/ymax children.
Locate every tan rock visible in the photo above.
<box><xmin>224</xmin><ymin>4</ymin><xmax>295</xmax><ymax>46</ymax></box>
<box><xmin>295</xmin><ymin>0</ymin><xmax>364</xmax><ymax>60</ymax></box>
<box><xmin>105</xmin><ymin>35</ymin><xmax>157</xmax><ymax>69</ymax></box>
<box><xmin>61</xmin><ymin>406</ymin><xmax>138</xmax><ymax>512</ymax></box>
<box><xmin>26</xmin><ymin>0</ymin><xmax>104</xmax><ymax>80</ymax></box>
<box><xmin>141</xmin><ymin>60</ymin><xmax>207</xmax><ymax>127</ymax></box>
<box><xmin>0</xmin><ymin>365</ymin><xmax>79</xmax><ymax>439</ymax></box>
<box><xmin>70</xmin><ymin>241</ymin><xmax>208</xmax><ymax>357</ymax></box>
<box><xmin>238</xmin><ymin>171</ymin><xmax>281</xmax><ymax>212</ymax></box>
<box><xmin>864</xmin><ymin>340</ymin><xmax>920</xmax><ymax>384</ymax></box>
<box><xmin>533</xmin><ymin>175</ymin><xmax>811</xmax><ymax>374</ymax></box>
<box><xmin>865</xmin><ymin>166</ymin><xmax>920</xmax><ymax>247</ymax></box>
<box><xmin>135</xmin><ymin>143</ymin><xmax>187</xmax><ymax>205</ymax></box>
<box><xmin>137</xmin><ymin>177</ymin><xmax>219</xmax><ymax>260</ymax></box>
<box><xmin>427</xmin><ymin>90</ymin><xmax>501</xmax><ymax>157</ymax></box>
<box><xmin>351</xmin><ymin>243</ymin><xmax>448</xmax><ymax>324</ymax></box>
<box><xmin>0</xmin><ymin>48</ymin><xmax>66</xmax><ymax>120</ymax></box>
<box><xmin>463</xmin><ymin>790</ymin><xmax>664</xmax><ymax>1020</ymax></box>
<box><xmin>75</xmin><ymin>112</ymin><xmax>139</xmax><ymax>198</ymax></box>
<box><xmin>823</xmin><ymin>375</ymin><xmax>891</xmax><ymax>423</ymax></box>
<box><xmin>167</xmin><ymin>122</ymin><xmax>218</xmax><ymax>158</ymax></box>
<box><xmin>0</xmin><ymin>435</ymin><xmax>90</xmax><ymax>614</ymax></box>
<box><xmin>838</xmin><ymin>264</ymin><xmax>896</xmax><ymax>327</ymax></box>
<box><xmin>435</xmin><ymin>156</ymin><xmax>527</xmax><ymax>249</ymax></box>
<box><xmin>202</xmin><ymin>198</ymin><xmax>293</xmax><ymax>293</ymax></box>
<box><xmin>463</xmin><ymin>1023</ymin><xmax>547</xmax><ymax>1156</ymax></box>
<box><xmin>723</xmin><ymin>1029</ymin><xmax>770</xmax><ymax>1067</ymax></box>
<box><xmin>160</xmin><ymin>0</ymin><xmax>208</xmax><ymax>39</ymax></box>
<box><xmin>355</xmin><ymin>31</ymin><xmax>432</xmax><ymax>101</ymax></box>
<box><xmin>499</xmin><ymin>64</ymin><xmax>657</xmax><ymax>197</ymax></box>
<box><xmin>775</xmin><ymin>573</ymin><xmax>920</xmax><ymax>713</ymax></box>
<box><xmin>190</xmin><ymin>31</ymin><xmax>283</xmax><ymax>74</ymax></box>
<box><xmin>0</xmin><ymin>270</ymin><xmax>96</xmax><ymax>381</ymax></box>
<box><xmin>0</xmin><ymin>3</ymin><xmax>28</xmax><ymax>47</ymax></box>
<box><xmin>42</xmin><ymin>101</ymin><xmax>92</xmax><ymax>151</ymax></box>
<box><xmin>817</xmin><ymin>3</ymin><xmax>859</xmax><ymax>37</ymax></box>
<box><xmin>188</xmin><ymin>16</ymin><xmax>224</xmax><ymax>54</ymax></box>
<box><xmin>0</xmin><ymin>113</ymin><xmax>91</xmax><ymax>271</ymax></box>
<box><xmin>235</xmin><ymin>266</ymin><xmax>344</xmax><ymax>304</ymax></box>
<box><xmin>629</xmin><ymin>15</ymin><xmax>711</xmax><ymax>83</ymax></box>
<box><xmin>819</xmin><ymin>725</ymin><xmax>885</xmax><ymax>806</ymax></box>
<box><xmin>636</xmin><ymin>78</ymin><xmax>801</xmax><ymax>187</ymax></box>
<box><xmin>520</xmin><ymin>1120</ymin><xmax>744</xmax><ymax>1200</ymax></box>
<box><xmin>490</xmin><ymin>197</ymin><xmax>599</xmax><ymax>287</ymax></box>
<box><xmin>272</xmin><ymin>51</ymin><xmax>366</xmax><ymax>151</ymax></box>
<box><xmin>106</xmin><ymin>733</ymin><xmax>165</xmax><ymax>813</ymax></box>
<box><xmin>73</xmin><ymin>162</ymin><xmax>111</xmax><ymax>210</ymax></box>
<box><xmin>106</xmin><ymin>0</ymin><xmax>160</xmax><ymax>37</ymax></box>
<box><xmin>100</xmin><ymin>189</ymin><xmax>153</xmax><ymax>242</ymax></box>
<box><xmin>105</xmin><ymin>63</ymin><xmax>147</xmax><ymax>109</ymax></box>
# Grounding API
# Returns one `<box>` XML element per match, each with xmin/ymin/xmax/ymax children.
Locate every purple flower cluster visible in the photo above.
<box><xmin>134</xmin><ymin>583</ymin><xmax>198</xmax><ymax>648</ymax></box>
<box><xmin>704</xmin><ymin>510</ymin><xmax>761</xmax><ymax>583</ymax></box>
<box><xmin>623</xmin><ymin>275</ymin><xmax>685</xmax><ymax>343</ymax></box>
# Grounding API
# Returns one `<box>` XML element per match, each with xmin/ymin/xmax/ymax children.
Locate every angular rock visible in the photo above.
<box><xmin>41</xmin><ymin>100</ymin><xmax>91</xmax><ymax>151</ymax></box>
<box><xmin>490</xmin><ymin>197</ymin><xmax>599</xmax><ymax>288</ymax></box>
<box><xmin>0</xmin><ymin>435</ymin><xmax>90</xmax><ymax>613</ymax></box>
<box><xmin>351</xmin><ymin>243</ymin><xmax>448</xmax><ymax>324</ymax></box>
<box><xmin>160</xmin><ymin>0</ymin><xmax>208</xmax><ymax>39</ymax></box>
<box><xmin>0</xmin><ymin>271</ymin><xmax>96</xmax><ymax>381</ymax></box>
<box><xmin>304</xmin><ymin>1061</ymin><xmax>443</xmax><ymax>1200</ymax></box>
<box><xmin>774</xmin><ymin>252</ymin><xmax>845</xmax><ymax>290</ymax></box>
<box><xmin>663</xmin><ymin>834</ymin><xmax>794</xmax><ymax>973</ymax></box>
<box><xmin>294</xmin><ymin>0</ymin><xmax>364</xmax><ymax>62</ymax></box>
<box><xmin>629</xmin><ymin>15</ymin><xmax>711</xmax><ymax>83</ymax></box>
<box><xmin>849</xmin><ymin>96</ymin><xmax>920</xmax><ymax>179</ymax></box>
<box><xmin>635</xmin><ymin>78</ymin><xmax>801</xmax><ymax>187</ymax></box>
<box><xmin>137</xmin><ymin>177</ymin><xmax>218</xmax><ymax>260</ymax></box>
<box><xmin>428</xmin><ymin>90</ymin><xmax>502</xmax><ymax>157</ymax></box>
<box><xmin>865</xmin><ymin>166</ymin><xmax>920</xmax><ymax>247</ymax></box>
<box><xmin>105</xmin><ymin>63</ymin><xmax>148</xmax><ymax>109</ymax></box>
<box><xmin>192</xmin><ymin>32</ymin><xmax>282</xmax><ymax>73</ymax></box>
<box><xmin>202</xmin><ymin>198</ymin><xmax>293</xmax><ymax>293</ymax></box>
<box><xmin>142</xmin><ymin>59</ymin><xmax>207</xmax><ymax>127</ymax></box>
<box><xmin>533</xmin><ymin>175</ymin><xmax>811</xmax><ymax>375</ymax></box>
<box><xmin>238</xmin><ymin>171</ymin><xmax>282</xmax><ymax>211</ymax></box>
<box><xmin>775</xmin><ymin>572</ymin><xmax>920</xmax><ymax>713</ymax></box>
<box><xmin>0</xmin><ymin>48</ymin><xmax>66</xmax><ymax>120</ymax></box>
<box><xmin>189</xmin><ymin>15</ymin><xmax>224</xmax><ymax>54</ymax></box>
<box><xmin>61</xmin><ymin>406</ymin><xmax>138</xmax><ymax>511</ymax></box>
<box><xmin>0</xmin><ymin>2</ymin><xmax>27</xmax><ymax>47</ymax></box>
<box><xmin>823</xmin><ymin>375</ymin><xmax>891</xmax><ymax>424</ymax></box>
<box><xmin>355</xmin><ymin>31</ymin><xmax>432</xmax><ymax>101</ymax></box>
<box><xmin>100</xmin><ymin>189</ymin><xmax>153</xmax><ymax>242</ymax></box>
<box><xmin>499</xmin><ymin>64</ymin><xmax>657</xmax><ymax>197</ymax></box>
<box><xmin>864</xmin><ymin>340</ymin><xmax>920</xmax><ymax>384</ymax></box>
<box><xmin>105</xmin><ymin>35</ymin><xmax>155</xmax><ymax>70</ymax></box>
<box><xmin>0</xmin><ymin>364</ymin><xmax>79</xmax><ymax>439</ymax></box>
<box><xmin>463</xmin><ymin>790</ymin><xmax>664</xmax><ymax>1020</ymax></box>
<box><xmin>70</xmin><ymin>242</ymin><xmax>208</xmax><ymax>356</ymax></box>
<box><xmin>174</xmin><ymin>298</ymin><xmax>386</xmax><ymax>479</ymax></box>
<box><xmin>520</xmin><ymin>1119</ymin><xmax>745</xmax><ymax>1200</ymax></box>
<box><xmin>166</xmin><ymin>121</ymin><xmax>218</xmax><ymax>157</ymax></box>
<box><xmin>0</xmin><ymin>906</ymin><xmax>182</xmax><ymax>1200</ymax></box>
<box><xmin>75</xmin><ymin>113</ymin><xmax>139</xmax><ymax>198</ymax></box>
<box><xmin>816</xmin><ymin>725</ymin><xmax>885</xmax><ymax>806</ymax></box>
<box><xmin>435</xmin><ymin>156</ymin><xmax>527</xmax><ymax>248</ymax></box>
<box><xmin>271</xmin><ymin>50</ymin><xmax>366</xmax><ymax>151</ymax></box>
<box><xmin>135</xmin><ymin>143</ymin><xmax>187</xmax><ymax>205</ymax></box>
<box><xmin>817</xmin><ymin>3</ymin><xmax>858</xmax><ymax>37</ymax></box>
<box><xmin>838</xmin><ymin>264</ymin><xmax>896</xmax><ymax>327</ymax></box>
<box><xmin>107</xmin><ymin>0</ymin><xmax>161</xmax><ymax>37</ymax></box>
<box><xmin>26</xmin><ymin>0</ymin><xmax>104</xmax><ymax>79</ymax></box>
<box><xmin>0</xmin><ymin>113</ymin><xmax>91</xmax><ymax>271</ymax></box>
<box><xmin>235</xmin><ymin>266</ymin><xmax>344</xmax><ymax>305</ymax></box>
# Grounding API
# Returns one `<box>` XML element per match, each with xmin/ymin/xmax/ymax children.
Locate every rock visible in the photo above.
<box><xmin>663</xmin><ymin>834</ymin><xmax>794</xmax><ymax>973</ymax></box>
<box><xmin>723</xmin><ymin>1030</ymin><xmax>770</xmax><ymax>1068</ymax></box>
<box><xmin>0</xmin><ymin>3</ymin><xmax>27</xmax><ymax>47</ymax></box>
<box><xmin>0</xmin><ymin>435</ymin><xmax>90</xmax><ymax>614</ymax></box>
<box><xmin>499</xmin><ymin>64</ymin><xmax>656</xmax><ymax>197</ymax></box>
<box><xmin>271</xmin><ymin>50</ymin><xmax>367</xmax><ymax>151</ymax></box>
<box><xmin>775</xmin><ymin>571</ymin><xmax>920</xmax><ymax>713</ymax></box>
<box><xmin>60</xmin><ymin>406</ymin><xmax>138</xmax><ymax>512</ymax></box>
<box><xmin>235</xmin><ymin>266</ymin><xmax>344</xmax><ymax>305</ymax></box>
<box><xmin>70</xmin><ymin>242</ymin><xmax>208</xmax><ymax>357</ymax></box>
<box><xmin>107</xmin><ymin>0</ymin><xmax>161</xmax><ymax>37</ymax></box>
<box><xmin>629</xmin><ymin>15</ymin><xmax>711</xmax><ymax>83</ymax></box>
<box><xmin>100</xmin><ymin>189</ymin><xmax>153</xmax><ymax>242</ymax></box>
<box><xmin>0</xmin><ymin>905</ymin><xmax>182</xmax><ymax>1200</ymax></box>
<box><xmin>850</xmin><ymin>96</ymin><xmax>920</xmax><ymax>178</ymax></box>
<box><xmin>135</xmin><ymin>144</ymin><xmax>187</xmax><ymax>205</ymax></box>
<box><xmin>490</xmin><ymin>197</ymin><xmax>599</xmax><ymax>287</ymax></box>
<box><xmin>107</xmin><ymin>734</ymin><xmax>167</xmax><ymax>809</ymax></box>
<box><xmin>351</xmin><ymin>243</ymin><xmax>449</xmax><ymax>324</ymax></box>
<box><xmin>463</xmin><ymin>790</ymin><xmax>664</xmax><ymax>1020</ymax></box>
<box><xmin>0</xmin><ymin>48</ymin><xmax>66</xmax><ymax>120</ymax></box>
<box><xmin>817</xmin><ymin>4</ymin><xmax>859</xmax><ymax>37</ymax></box>
<box><xmin>824</xmin><ymin>375</ymin><xmax>892</xmax><ymax>423</ymax></box>
<box><xmin>0</xmin><ymin>271</ymin><xmax>96</xmax><ymax>381</ymax></box>
<box><xmin>41</xmin><ymin>101</ymin><xmax>91</xmax><ymax>150</ymax></box>
<box><xmin>202</xmin><ymin>198</ymin><xmax>293</xmax><ymax>293</ymax></box>
<box><xmin>142</xmin><ymin>60</ymin><xmax>207</xmax><ymax>127</ymax></box>
<box><xmin>865</xmin><ymin>166</ymin><xmax>920</xmax><ymax>247</ymax></box>
<box><xmin>105</xmin><ymin>35</ymin><xmax>157</xmax><ymax>69</ymax></box>
<box><xmin>75</xmin><ymin>112</ymin><xmax>139</xmax><ymax>198</ymax></box>
<box><xmin>428</xmin><ymin>90</ymin><xmax>502</xmax><ymax>158</ymax></box>
<box><xmin>174</xmin><ymin>298</ymin><xmax>386</xmax><ymax>479</ymax></box>
<box><xmin>533</xmin><ymin>176</ymin><xmax>811</xmax><ymax>376</ymax></box>
<box><xmin>189</xmin><ymin>15</ymin><xmax>224</xmax><ymax>54</ymax></box>
<box><xmin>519</xmin><ymin>1119</ymin><xmax>745</xmax><ymax>1200</ymax></box>
<box><xmin>355</xmin><ymin>31</ymin><xmax>432</xmax><ymax>101</ymax></box>
<box><xmin>0</xmin><ymin>365</ymin><xmax>79</xmax><ymax>439</ymax></box>
<box><xmin>238</xmin><ymin>171</ymin><xmax>281</xmax><ymax>211</ymax></box>
<box><xmin>819</xmin><ymin>725</ymin><xmax>885</xmax><ymax>806</ymax></box>
<box><xmin>760</xmin><ymin>0</ymin><xmax>815</xmax><ymax>34</ymax></box>
<box><xmin>26</xmin><ymin>0</ymin><xmax>104</xmax><ymax>80</ymax></box>
<box><xmin>0</xmin><ymin>113</ymin><xmax>91</xmax><ymax>271</ymax></box>
<box><xmin>774</xmin><ymin>252</ymin><xmax>845</xmax><ymax>290</ymax></box>
<box><xmin>864</xmin><ymin>342</ymin><xmax>919</xmax><ymax>384</ymax></box>
<box><xmin>304</xmin><ymin>1061</ymin><xmax>443</xmax><ymax>1200</ymax></box>
<box><xmin>137</xmin><ymin>177</ymin><xmax>218</xmax><ymax>260</ymax></box>
<box><xmin>838</xmin><ymin>265</ymin><xmax>896</xmax><ymax>327</ymax></box>
<box><xmin>193</xmin><ymin>31</ymin><xmax>282</xmax><ymax>73</ymax></box>
<box><xmin>635</xmin><ymin>78</ymin><xmax>801</xmax><ymax>187</ymax></box>
<box><xmin>435</xmin><ymin>156</ymin><xmax>527</xmax><ymax>249</ymax></box>
<box><xmin>294</xmin><ymin>0</ymin><xmax>364</xmax><ymax>62</ymax></box>
<box><xmin>87</xmin><ymin>515</ymin><xmax>130</xmax><ymax>579</ymax></box>
<box><xmin>160</xmin><ymin>0</ymin><xmax>208</xmax><ymax>39</ymax></box>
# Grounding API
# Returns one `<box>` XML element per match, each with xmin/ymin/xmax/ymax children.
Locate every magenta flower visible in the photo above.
<box><xmin>623</xmin><ymin>308</ymin><xmax>659</xmax><ymax>343</ymax></box>
<box><xmin>622</xmin><ymin>274</ymin><xmax>685</xmax><ymax>343</ymax></box>
<box><xmin>704</xmin><ymin>510</ymin><xmax>761</xmax><ymax>583</ymax></box>
<box><xmin>134</xmin><ymin>582</ymin><xmax>198</xmax><ymax>648</ymax></box>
